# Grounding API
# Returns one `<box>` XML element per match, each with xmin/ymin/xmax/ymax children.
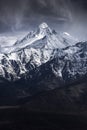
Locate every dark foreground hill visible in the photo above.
<box><xmin>0</xmin><ymin>106</ymin><xmax>87</xmax><ymax>130</ymax></box>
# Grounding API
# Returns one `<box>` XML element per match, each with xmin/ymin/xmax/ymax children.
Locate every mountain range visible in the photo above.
<box><xmin>0</xmin><ymin>23</ymin><xmax>87</xmax><ymax>106</ymax></box>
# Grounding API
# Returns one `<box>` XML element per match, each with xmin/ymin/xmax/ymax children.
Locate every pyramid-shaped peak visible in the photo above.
<box><xmin>39</xmin><ymin>22</ymin><xmax>49</xmax><ymax>29</ymax></box>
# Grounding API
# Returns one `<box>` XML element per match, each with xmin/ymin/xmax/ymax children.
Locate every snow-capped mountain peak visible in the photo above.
<box><xmin>0</xmin><ymin>23</ymin><xmax>78</xmax><ymax>56</ymax></box>
<box><xmin>39</xmin><ymin>22</ymin><xmax>48</xmax><ymax>29</ymax></box>
<box><xmin>38</xmin><ymin>22</ymin><xmax>52</xmax><ymax>36</ymax></box>
<box><xmin>0</xmin><ymin>22</ymin><xmax>69</xmax><ymax>53</ymax></box>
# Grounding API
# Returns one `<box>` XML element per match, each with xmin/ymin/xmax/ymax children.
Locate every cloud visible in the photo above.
<box><xmin>0</xmin><ymin>0</ymin><xmax>86</xmax><ymax>38</ymax></box>
<box><xmin>0</xmin><ymin>0</ymin><xmax>73</xmax><ymax>31</ymax></box>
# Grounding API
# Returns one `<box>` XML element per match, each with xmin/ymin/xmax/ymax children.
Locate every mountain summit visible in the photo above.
<box><xmin>38</xmin><ymin>22</ymin><xmax>52</xmax><ymax>36</ymax></box>
<box><xmin>39</xmin><ymin>22</ymin><xmax>49</xmax><ymax>29</ymax></box>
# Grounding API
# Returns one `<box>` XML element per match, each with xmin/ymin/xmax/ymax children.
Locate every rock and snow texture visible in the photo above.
<box><xmin>0</xmin><ymin>22</ymin><xmax>86</xmax><ymax>83</ymax></box>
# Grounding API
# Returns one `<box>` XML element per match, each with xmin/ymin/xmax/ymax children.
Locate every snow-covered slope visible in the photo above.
<box><xmin>0</xmin><ymin>36</ymin><xmax>17</xmax><ymax>47</ymax></box>
<box><xmin>60</xmin><ymin>32</ymin><xmax>78</xmax><ymax>46</ymax></box>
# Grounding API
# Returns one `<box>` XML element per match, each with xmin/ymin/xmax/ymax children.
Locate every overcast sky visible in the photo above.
<box><xmin>0</xmin><ymin>0</ymin><xmax>87</xmax><ymax>40</ymax></box>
